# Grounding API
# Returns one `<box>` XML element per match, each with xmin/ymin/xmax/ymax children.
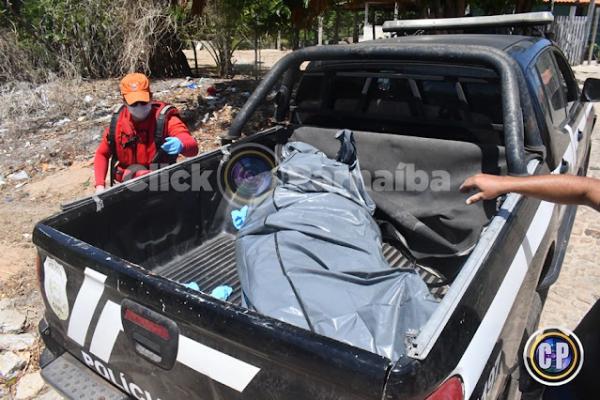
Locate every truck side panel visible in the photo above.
<box><xmin>384</xmin><ymin>163</ymin><xmax>558</xmax><ymax>399</ymax></box>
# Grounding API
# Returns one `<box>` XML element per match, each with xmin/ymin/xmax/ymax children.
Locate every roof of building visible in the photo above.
<box><xmin>543</xmin><ymin>0</ymin><xmax>594</xmax><ymax>4</ymax></box>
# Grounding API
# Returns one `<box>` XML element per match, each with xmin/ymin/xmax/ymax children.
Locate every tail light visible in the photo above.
<box><xmin>123</xmin><ymin>308</ymin><xmax>171</xmax><ymax>340</ymax></box>
<box><xmin>121</xmin><ymin>299</ymin><xmax>179</xmax><ymax>369</ymax></box>
<box><xmin>425</xmin><ymin>376</ymin><xmax>464</xmax><ymax>400</ymax></box>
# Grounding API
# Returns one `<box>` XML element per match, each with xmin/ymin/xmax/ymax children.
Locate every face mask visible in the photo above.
<box><xmin>127</xmin><ymin>102</ymin><xmax>152</xmax><ymax>121</ymax></box>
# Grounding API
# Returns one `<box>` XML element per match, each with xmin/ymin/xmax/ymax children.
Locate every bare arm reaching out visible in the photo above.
<box><xmin>460</xmin><ymin>174</ymin><xmax>600</xmax><ymax>212</ymax></box>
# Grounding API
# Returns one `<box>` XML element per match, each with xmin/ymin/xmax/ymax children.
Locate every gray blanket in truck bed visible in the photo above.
<box><xmin>290</xmin><ymin>126</ymin><xmax>506</xmax><ymax>260</ymax></box>
<box><xmin>236</xmin><ymin>134</ymin><xmax>437</xmax><ymax>361</ymax></box>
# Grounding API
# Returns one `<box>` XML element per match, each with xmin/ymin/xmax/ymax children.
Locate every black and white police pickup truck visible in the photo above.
<box><xmin>33</xmin><ymin>12</ymin><xmax>600</xmax><ymax>400</ymax></box>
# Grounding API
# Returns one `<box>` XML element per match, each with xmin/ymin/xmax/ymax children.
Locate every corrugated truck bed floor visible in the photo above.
<box><xmin>158</xmin><ymin>233</ymin><xmax>447</xmax><ymax>305</ymax></box>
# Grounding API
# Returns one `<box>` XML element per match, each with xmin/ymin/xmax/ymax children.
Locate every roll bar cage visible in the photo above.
<box><xmin>225</xmin><ymin>44</ymin><xmax>530</xmax><ymax>175</ymax></box>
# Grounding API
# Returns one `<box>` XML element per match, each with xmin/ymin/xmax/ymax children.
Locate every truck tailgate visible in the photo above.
<box><xmin>34</xmin><ymin>223</ymin><xmax>391</xmax><ymax>400</ymax></box>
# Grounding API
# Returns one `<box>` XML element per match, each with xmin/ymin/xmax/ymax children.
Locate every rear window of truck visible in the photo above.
<box><xmin>292</xmin><ymin>67</ymin><xmax>503</xmax><ymax>139</ymax></box>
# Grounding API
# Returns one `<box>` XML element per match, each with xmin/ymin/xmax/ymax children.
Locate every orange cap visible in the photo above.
<box><xmin>119</xmin><ymin>73</ymin><xmax>151</xmax><ymax>105</ymax></box>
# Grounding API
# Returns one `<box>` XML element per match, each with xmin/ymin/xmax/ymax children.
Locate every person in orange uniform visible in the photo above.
<box><xmin>94</xmin><ymin>73</ymin><xmax>198</xmax><ymax>192</ymax></box>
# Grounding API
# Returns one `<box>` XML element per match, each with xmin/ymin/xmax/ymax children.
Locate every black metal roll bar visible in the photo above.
<box><xmin>225</xmin><ymin>44</ymin><xmax>527</xmax><ymax>175</ymax></box>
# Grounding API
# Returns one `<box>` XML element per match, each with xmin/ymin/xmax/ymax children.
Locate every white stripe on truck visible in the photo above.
<box><xmin>452</xmin><ymin>198</ymin><xmax>555</xmax><ymax>398</ymax></box>
<box><xmin>177</xmin><ymin>335</ymin><xmax>261</xmax><ymax>392</ymax></box>
<box><xmin>64</xmin><ymin>267</ymin><xmax>261</xmax><ymax>392</ymax></box>
<box><xmin>67</xmin><ymin>268</ymin><xmax>107</xmax><ymax>346</ymax></box>
<box><xmin>89</xmin><ymin>300</ymin><xmax>123</xmax><ymax>363</ymax></box>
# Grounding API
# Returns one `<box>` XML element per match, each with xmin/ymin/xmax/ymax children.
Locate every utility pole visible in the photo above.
<box><xmin>585</xmin><ymin>1</ymin><xmax>597</xmax><ymax>64</ymax></box>
<box><xmin>365</xmin><ymin>2</ymin><xmax>370</xmax><ymax>40</ymax></box>
<box><xmin>318</xmin><ymin>15</ymin><xmax>324</xmax><ymax>45</ymax></box>
<box><xmin>589</xmin><ymin>6</ymin><xmax>600</xmax><ymax>64</ymax></box>
<box><xmin>276</xmin><ymin>31</ymin><xmax>281</xmax><ymax>50</ymax></box>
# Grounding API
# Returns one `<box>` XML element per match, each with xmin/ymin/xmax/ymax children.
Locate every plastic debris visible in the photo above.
<box><xmin>231</xmin><ymin>205</ymin><xmax>249</xmax><ymax>230</ymax></box>
<box><xmin>53</xmin><ymin>118</ymin><xmax>71</xmax><ymax>127</ymax></box>
<box><xmin>7</xmin><ymin>171</ymin><xmax>29</xmax><ymax>181</ymax></box>
<box><xmin>211</xmin><ymin>285</ymin><xmax>233</xmax><ymax>301</ymax></box>
<box><xmin>184</xmin><ymin>282</ymin><xmax>200</xmax><ymax>292</ymax></box>
<box><xmin>201</xmin><ymin>113</ymin><xmax>210</xmax><ymax>124</ymax></box>
<box><xmin>186</xmin><ymin>83</ymin><xmax>198</xmax><ymax>89</ymax></box>
<box><xmin>206</xmin><ymin>86</ymin><xmax>217</xmax><ymax>97</ymax></box>
<box><xmin>83</xmin><ymin>95</ymin><xmax>93</xmax><ymax>103</ymax></box>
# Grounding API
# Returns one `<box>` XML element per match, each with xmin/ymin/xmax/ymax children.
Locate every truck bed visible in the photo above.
<box><xmin>157</xmin><ymin>233</ymin><xmax>448</xmax><ymax>305</ymax></box>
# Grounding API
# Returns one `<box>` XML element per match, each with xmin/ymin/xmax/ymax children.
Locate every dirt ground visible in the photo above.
<box><xmin>183</xmin><ymin>48</ymin><xmax>291</xmax><ymax>71</ymax></box>
<box><xmin>0</xmin><ymin>49</ymin><xmax>288</xmax><ymax>297</ymax></box>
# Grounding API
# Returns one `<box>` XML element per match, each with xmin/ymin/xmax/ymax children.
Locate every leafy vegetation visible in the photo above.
<box><xmin>0</xmin><ymin>0</ymin><xmax>541</xmax><ymax>81</ymax></box>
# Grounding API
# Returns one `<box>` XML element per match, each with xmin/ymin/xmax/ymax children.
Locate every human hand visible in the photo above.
<box><xmin>460</xmin><ymin>174</ymin><xmax>510</xmax><ymax>205</ymax></box>
<box><xmin>161</xmin><ymin>137</ymin><xmax>183</xmax><ymax>155</ymax></box>
<box><xmin>95</xmin><ymin>185</ymin><xmax>105</xmax><ymax>194</ymax></box>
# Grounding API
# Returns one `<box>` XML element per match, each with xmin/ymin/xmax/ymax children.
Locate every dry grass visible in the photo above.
<box><xmin>120</xmin><ymin>1</ymin><xmax>179</xmax><ymax>75</ymax></box>
<box><xmin>0</xmin><ymin>29</ymin><xmax>47</xmax><ymax>83</ymax></box>
<box><xmin>0</xmin><ymin>79</ymin><xmax>119</xmax><ymax>133</ymax></box>
<box><xmin>0</xmin><ymin>0</ymin><xmax>181</xmax><ymax>83</ymax></box>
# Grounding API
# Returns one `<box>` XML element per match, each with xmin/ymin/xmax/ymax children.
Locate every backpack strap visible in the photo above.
<box><xmin>155</xmin><ymin>104</ymin><xmax>175</xmax><ymax>147</ymax></box>
<box><xmin>153</xmin><ymin>104</ymin><xmax>177</xmax><ymax>165</ymax></box>
<box><xmin>108</xmin><ymin>105</ymin><xmax>125</xmax><ymax>186</ymax></box>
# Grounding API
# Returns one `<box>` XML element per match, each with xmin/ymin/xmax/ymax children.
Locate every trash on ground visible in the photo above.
<box><xmin>206</xmin><ymin>86</ymin><xmax>217</xmax><ymax>97</ymax></box>
<box><xmin>8</xmin><ymin>171</ymin><xmax>29</xmax><ymax>181</ymax></box>
<box><xmin>53</xmin><ymin>118</ymin><xmax>71</xmax><ymax>127</ymax></box>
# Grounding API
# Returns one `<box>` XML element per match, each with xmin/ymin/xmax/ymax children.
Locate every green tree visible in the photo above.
<box><xmin>189</xmin><ymin>0</ymin><xmax>251</xmax><ymax>77</ymax></box>
<box><xmin>1</xmin><ymin>0</ymin><xmax>191</xmax><ymax>80</ymax></box>
<box><xmin>242</xmin><ymin>0</ymin><xmax>290</xmax><ymax>74</ymax></box>
<box><xmin>471</xmin><ymin>0</ymin><xmax>540</xmax><ymax>14</ymax></box>
<box><xmin>284</xmin><ymin>0</ymin><xmax>330</xmax><ymax>49</ymax></box>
